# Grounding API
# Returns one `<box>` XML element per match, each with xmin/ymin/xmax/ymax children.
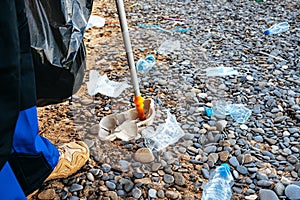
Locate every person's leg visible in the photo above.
<box><xmin>0</xmin><ymin>0</ymin><xmax>20</xmax><ymax>170</ymax></box>
<box><xmin>6</xmin><ymin>0</ymin><xmax>60</xmax><ymax>196</ymax></box>
<box><xmin>0</xmin><ymin>162</ymin><xmax>27</xmax><ymax>200</ymax></box>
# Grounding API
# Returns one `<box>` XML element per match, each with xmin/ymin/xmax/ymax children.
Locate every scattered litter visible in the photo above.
<box><xmin>205</xmin><ymin>107</ymin><xmax>213</xmax><ymax>117</ymax></box>
<box><xmin>142</xmin><ymin>110</ymin><xmax>185</xmax><ymax>151</ymax></box>
<box><xmin>98</xmin><ymin>99</ymin><xmax>155</xmax><ymax>141</ymax></box>
<box><xmin>137</xmin><ymin>24</ymin><xmax>192</xmax><ymax>33</ymax></box>
<box><xmin>87</xmin><ymin>70</ymin><xmax>129</xmax><ymax>97</ymax></box>
<box><xmin>209</xmin><ymin>100</ymin><xmax>251</xmax><ymax>123</ymax></box>
<box><xmin>264</xmin><ymin>22</ymin><xmax>289</xmax><ymax>35</ymax></box>
<box><xmin>86</xmin><ymin>16</ymin><xmax>105</xmax><ymax>29</ymax></box>
<box><xmin>227</xmin><ymin>104</ymin><xmax>252</xmax><ymax>124</ymax></box>
<box><xmin>157</xmin><ymin>40</ymin><xmax>181</xmax><ymax>54</ymax></box>
<box><xmin>136</xmin><ymin>54</ymin><xmax>156</xmax><ymax>74</ymax></box>
<box><xmin>205</xmin><ymin>67</ymin><xmax>239</xmax><ymax>77</ymax></box>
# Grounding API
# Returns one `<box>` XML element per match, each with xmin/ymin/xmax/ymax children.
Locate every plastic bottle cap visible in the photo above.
<box><xmin>264</xmin><ymin>30</ymin><xmax>270</xmax><ymax>35</ymax></box>
<box><xmin>218</xmin><ymin>163</ymin><xmax>230</xmax><ymax>177</ymax></box>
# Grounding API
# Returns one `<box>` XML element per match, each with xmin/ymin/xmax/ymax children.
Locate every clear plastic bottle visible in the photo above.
<box><xmin>264</xmin><ymin>22</ymin><xmax>289</xmax><ymax>35</ymax></box>
<box><xmin>136</xmin><ymin>54</ymin><xmax>156</xmax><ymax>74</ymax></box>
<box><xmin>201</xmin><ymin>163</ymin><xmax>234</xmax><ymax>200</ymax></box>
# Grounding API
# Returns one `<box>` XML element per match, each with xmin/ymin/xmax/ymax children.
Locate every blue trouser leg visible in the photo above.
<box><xmin>0</xmin><ymin>162</ymin><xmax>27</xmax><ymax>200</ymax></box>
<box><xmin>9</xmin><ymin>106</ymin><xmax>60</xmax><ymax>196</ymax></box>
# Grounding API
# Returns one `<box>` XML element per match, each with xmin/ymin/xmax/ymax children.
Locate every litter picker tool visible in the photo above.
<box><xmin>115</xmin><ymin>0</ymin><xmax>146</xmax><ymax>120</ymax></box>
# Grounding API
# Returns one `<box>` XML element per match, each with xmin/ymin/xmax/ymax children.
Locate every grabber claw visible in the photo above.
<box><xmin>134</xmin><ymin>95</ymin><xmax>146</xmax><ymax>120</ymax></box>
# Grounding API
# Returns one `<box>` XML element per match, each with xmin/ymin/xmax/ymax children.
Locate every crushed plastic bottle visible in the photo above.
<box><xmin>136</xmin><ymin>54</ymin><xmax>156</xmax><ymax>74</ymax></box>
<box><xmin>142</xmin><ymin>110</ymin><xmax>185</xmax><ymax>151</ymax></box>
<box><xmin>201</xmin><ymin>163</ymin><xmax>234</xmax><ymax>200</ymax></box>
<box><xmin>157</xmin><ymin>40</ymin><xmax>181</xmax><ymax>54</ymax></box>
<box><xmin>227</xmin><ymin>104</ymin><xmax>252</xmax><ymax>124</ymax></box>
<box><xmin>87</xmin><ymin>70</ymin><xmax>130</xmax><ymax>97</ymax></box>
<box><xmin>205</xmin><ymin>67</ymin><xmax>239</xmax><ymax>77</ymax></box>
<box><xmin>264</xmin><ymin>22</ymin><xmax>289</xmax><ymax>35</ymax></box>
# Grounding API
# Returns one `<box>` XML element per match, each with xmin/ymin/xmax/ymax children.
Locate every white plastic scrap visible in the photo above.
<box><xmin>142</xmin><ymin>110</ymin><xmax>185</xmax><ymax>151</ymax></box>
<box><xmin>205</xmin><ymin>67</ymin><xmax>239</xmax><ymax>77</ymax></box>
<box><xmin>86</xmin><ymin>16</ymin><xmax>105</xmax><ymax>29</ymax></box>
<box><xmin>87</xmin><ymin>70</ymin><xmax>130</xmax><ymax>97</ymax></box>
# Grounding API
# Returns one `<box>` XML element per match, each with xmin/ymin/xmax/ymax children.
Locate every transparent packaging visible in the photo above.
<box><xmin>227</xmin><ymin>104</ymin><xmax>252</xmax><ymax>124</ymax></box>
<box><xmin>264</xmin><ymin>22</ymin><xmax>289</xmax><ymax>35</ymax></box>
<box><xmin>142</xmin><ymin>110</ymin><xmax>185</xmax><ymax>151</ymax></box>
<box><xmin>201</xmin><ymin>164</ymin><xmax>234</xmax><ymax>200</ymax></box>
<box><xmin>87</xmin><ymin>70</ymin><xmax>129</xmax><ymax>97</ymax></box>
<box><xmin>205</xmin><ymin>67</ymin><xmax>239</xmax><ymax>77</ymax></box>
<box><xmin>136</xmin><ymin>54</ymin><xmax>156</xmax><ymax>74</ymax></box>
<box><xmin>157</xmin><ymin>40</ymin><xmax>181</xmax><ymax>54</ymax></box>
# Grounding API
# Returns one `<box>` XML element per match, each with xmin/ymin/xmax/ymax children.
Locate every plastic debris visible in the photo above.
<box><xmin>157</xmin><ymin>40</ymin><xmax>181</xmax><ymax>54</ymax></box>
<box><xmin>227</xmin><ymin>104</ymin><xmax>252</xmax><ymax>124</ymax></box>
<box><xmin>87</xmin><ymin>70</ymin><xmax>129</xmax><ymax>97</ymax></box>
<box><xmin>136</xmin><ymin>54</ymin><xmax>156</xmax><ymax>74</ymax></box>
<box><xmin>142</xmin><ymin>110</ymin><xmax>185</xmax><ymax>151</ymax></box>
<box><xmin>201</xmin><ymin>164</ymin><xmax>234</xmax><ymax>200</ymax></box>
<box><xmin>86</xmin><ymin>16</ymin><xmax>105</xmax><ymax>29</ymax></box>
<box><xmin>210</xmin><ymin>100</ymin><xmax>251</xmax><ymax>123</ymax></box>
<box><xmin>98</xmin><ymin>99</ymin><xmax>155</xmax><ymax>141</ymax></box>
<box><xmin>205</xmin><ymin>67</ymin><xmax>239</xmax><ymax>77</ymax></box>
<box><xmin>264</xmin><ymin>22</ymin><xmax>289</xmax><ymax>35</ymax></box>
<box><xmin>205</xmin><ymin>107</ymin><xmax>213</xmax><ymax>117</ymax></box>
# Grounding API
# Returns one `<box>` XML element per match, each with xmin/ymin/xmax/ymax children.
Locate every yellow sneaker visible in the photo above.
<box><xmin>46</xmin><ymin>141</ymin><xmax>90</xmax><ymax>181</ymax></box>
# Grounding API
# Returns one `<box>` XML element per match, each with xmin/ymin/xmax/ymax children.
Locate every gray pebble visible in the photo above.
<box><xmin>105</xmin><ymin>181</ymin><xmax>116</xmax><ymax>190</ymax></box>
<box><xmin>259</xmin><ymin>189</ymin><xmax>279</xmax><ymax>200</ymax></box>
<box><xmin>69</xmin><ymin>184</ymin><xmax>83</xmax><ymax>193</ymax></box>
<box><xmin>157</xmin><ymin>190</ymin><xmax>165</xmax><ymax>198</ymax></box>
<box><xmin>237</xmin><ymin>165</ymin><xmax>248</xmax><ymax>175</ymax></box>
<box><xmin>132</xmin><ymin>188</ymin><xmax>142</xmax><ymax>199</ymax></box>
<box><xmin>257</xmin><ymin>180</ymin><xmax>273</xmax><ymax>187</ymax></box>
<box><xmin>285</xmin><ymin>184</ymin><xmax>300</xmax><ymax>200</ymax></box>
<box><xmin>164</xmin><ymin>174</ymin><xmax>175</xmax><ymax>184</ymax></box>
<box><xmin>148</xmin><ymin>188</ymin><xmax>157</xmax><ymax>198</ymax></box>
<box><xmin>274</xmin><ymin>182</ymin><xmax>285</xmax><ymax>196</ymax></box>
<box><xmin>229</xmin><ymin>157</ymin><xmax>240</xmax><ymax>167</ymax></box>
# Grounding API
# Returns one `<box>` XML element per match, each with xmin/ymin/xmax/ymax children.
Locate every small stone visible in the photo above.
<box><xmin>174</xmin><ymin>172</ymin><xmax>186</xmax><ymax>186</ymax></box>
<box><xmin>148</xmin><ymin>189</ymin><xmax>157</xmax><ymax>198</ymax></box>
<box><xmin>285</xmin><ymin>184</ymin><xmax>300</xmax><ymax>200</ymax></box>
<box><xmin>244</xmin><ymin>154</ymin><xmax>253</xmax><ymax>163</ymax></box>
<box><xmin>105</xmin><ymin>181</ymin><xmax>116</xmax><ymax>190</ymax></box>
<box><xmin>87</xmin><ymin>172</ymin><xmax>95</xmax><ymax>182</ymax></box>
<box><xmin>158</xmin><ymin>79</ymin><xmax>168</xmax><ymax>86</ymax></box>
<box><xmin>106</xmin><ymin>191</ymin><xmax>118</xmax><ymax>200</ymax></box>
<box><xmin>157</xmin><ymin>190</ymin><xmax>165</xmax><ymax>198</ymax></box>
<box><xmin>69</xmin><ymin>184</ymin><xmax>83</xmax><ymax>192</ymax></box>
<box><xmin>164</xmin><ymin>174</ymin><xmax>175</xmax><ymax>184</ymax></box>
<box><xmin>89</xmin><ymin>124</ymin><xmax>99</xmax><ymax>135</ymax></box>
<box><xmin>201</xmin><ymin>168</ymin><xmax>210</xmax><ymax>179</ymax></box>
<box><xmin>229</xmin><ymin>157</ymin><xmax>239</xmax><ymax>167</ymax></box>
<box><xmin>274</xmin><ymin>182</ymin><xmax>285</xmax><ymax>196</ymax></box>
<box><xmin>257</xmin><ymin>180</ymin><xmax>273</xmax><ymax>187</ymax></box>
<box><xmin>259</xmin><ymin>189</ymin><xmax>279</xmax><ymax>200</ymax></box>
<box><xmin>204</xmin><ymin>146</ymin><xmax>217</xmax><ymax>154</ymax></box>
<box><xmin>237</xmin><ymin>165</ymin><xmax>248</xmax><ymax>175</ymax></box>
<box><xmin>134</xmin><ymin>178</ymin><xmax>151</xmax><ymax>184</ymax></box>
<box><xmin>151</xmin><ymin>163</ymin><xmax>162</xmax><ymax>171</ymax></box>
<box><xmin>216</xmin><ymin>120</ymin><xmax>227</xmax><ymax>131</ymax></box>
<box><xmin>240</xmin><ymin>124</ymin><xmax>248</xmax><ymax>130</ymax></box>
<box><xmin>132</xmin><ymin>188</ymin><xmax>142</xmax><ymax>199</ymax></box>
<box><xmin>165</xmin><ymin>191</ymin><xmax>180</xmax><ymax>199</ymax></box>
<box><xmin>134</xmin><ymin>148</ymin><xmax>154</xmax><ymax>163</ymax></box>
<box><xmin>38</xmin><ymin>189</ymin><xmax>57</xmax><ymax>199</ymax></box>
<box><xmin>102</xmin><ymin>163</ymin><xmax>111</xmax><ymax>173</ymax></box>
<box><xmin>219</xmin><ymin>151</ymin><xmax>230</xmax><ymax>162</ymax></box>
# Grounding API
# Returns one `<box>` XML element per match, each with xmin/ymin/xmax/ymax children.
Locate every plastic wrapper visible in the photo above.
<box><xmin>24</xmin><ymin>0</ymin><xmax>93</xmax><ymax>105</ymax></box>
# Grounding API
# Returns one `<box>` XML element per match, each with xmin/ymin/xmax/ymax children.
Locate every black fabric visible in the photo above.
<box><xmin>0</xmin><ymin>0</ymin><xmax>21</xmax><ymax>170</ymax></box>
<box><xmin>8</xmin><ymin>152</ymin><xmax>52</xmax><ymax>195</ymax></box>
<box><xmin>0</xmin><ymin>0</ymin><xmax>37</xmax><ymax>170</ymax></box>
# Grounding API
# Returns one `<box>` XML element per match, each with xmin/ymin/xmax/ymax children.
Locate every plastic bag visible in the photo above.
<box><xmin>24</xmin><ymin>0</ymin><xmax>93</xmax><ymax>106</ymax></box>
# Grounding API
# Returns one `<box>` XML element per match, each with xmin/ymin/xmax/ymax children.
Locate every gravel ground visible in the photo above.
<box><xmin>32</xmin><ymin>0</ymin><xmax>299</xmax><ymax>199</ymax></box>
